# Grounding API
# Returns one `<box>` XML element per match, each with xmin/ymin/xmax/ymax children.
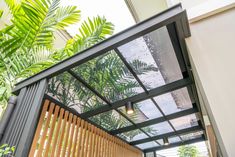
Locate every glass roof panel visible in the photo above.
<box><xmin>142</xmin><ymin>121</ymin><xmax>174</xmax><ymax>136</ymax></box>
<box><xmin>154</xmin><ymin>87</ymin><xmax>193</xmax><ymax>115</ymax></box>
<box><xmin>118</xmin><ymin>27</ymin><xmax>183</xmax><ymax>90</ymax></box>
<box><xmin>118</xmin><ymin>99</ymin><xmax>162</xmax><ymax>123</ymax></box>
<box><xmin>47</xmin><ymin>72</ymin><xmax>107</xmax><ymax>114</ymax></box>
<box><xmin>89</xmin><ymin>110</ymin><xmax>132</xmax><ymax>131</ymax></box>
<box><xmin>180</xmin><ymin>131</ymin><xmax>204</xmax><ymax>141</ymax></box>
<box><xmin>168</xmin><ymin>136</ymin><xmax>181</xmax><ymax>144</ymax></box>
<box><xmin>136</xmin><ymin>141</ymin><xmax>159</xmax><ymax>149</ymax></box>
<box><xmin>71</xmin><ymin>50</ymin><xmax>145</xmax><ymax>103</ymax></box>
<box><xmin>156</xmin><ymin>139</ymin><xmax>164</xmax><ymax>145</ymax></box>
<box><xmin>117</xmin><ymin>129</ymin><xmax>148</xmax><ymax>142</ymax></box>
<box><xmin>170</xmin><ymin>114</ymin><xmax>199</xmax><ymax>130</ymax></box>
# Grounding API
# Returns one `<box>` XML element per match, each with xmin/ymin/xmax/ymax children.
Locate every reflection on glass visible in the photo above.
<box><xmin>117</xmin><ymin>129</ymin><xmax>148</xmax><ymax>142</ymax></box>
<box><xmin>118</xmin><ymin>99</ymin><xmax>162</xmax><ymax>123</ymax></box>
<box><xmin>89</xmin><ymin>110</ymin><xmax>131</xmax><ymax>131</ymax></box>
<box><xmin>47</xmin><ymin>72</ymin><xmax>107</xmax><ymax>113</ymax></box>
<box><xmin>154</xmin><ymin>87</ymin><xmax>193</xmax><ymax>115</ymax></box>
<box><xmin>118</xmin><ymin>27</ymin><xmax>182</xmax><ymax>90</ymax></box>
<box><xmin>143</xmin><ymin>122</ymin><xmax>174</xmax><ymax>136</ymax></box>
<box><xmin>136</xmin><ymin>141</ymin><xmax>159</xmax><ymax>149</ymax></box>
<box><xmin>72</xmin><ymin>51</ymin><xmax>145</xmax><ymax>102</ymax></box>
<box><xmin>180</xmin><ymin>131</ymin><xmax>203</xmax><ymax>141</ymax></box>
<box><xmin>170</xmin><ymin>114</ymin><xmax>198</xmax><ymax>130</ymax></box>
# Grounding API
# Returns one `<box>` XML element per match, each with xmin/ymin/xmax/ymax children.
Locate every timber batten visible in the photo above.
<box><xmin>29</xmin><ymin>99</ymin><xmax>142</xmax><ymax>157</ymax></box>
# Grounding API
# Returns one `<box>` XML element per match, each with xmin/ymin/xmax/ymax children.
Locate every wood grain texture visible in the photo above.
<box><xmin>29</xmin><ymin>99</ymin><xmax>142</xmax><ymax>157</ymax></box>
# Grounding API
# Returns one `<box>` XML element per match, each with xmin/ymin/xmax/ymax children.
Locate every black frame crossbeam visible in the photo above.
<box><xmin>81</xmin><ymin>78</ymin><xmax>193</xmax><ymax>118</ymax></box>
<box><xmin>13</xmin><ymin>4</ymin><xmax>190</xmax><ymax>93</ymax></box>
<box><xmin>130</xmin><ymin>125</ymin><xmax>203</xmax><ymax>145</ymax></box>
<box><xmin>110</xmin><ymin>106</ymin><xmax>198</xmax><ymax>135</ymax></box>
<box><xmin>67</xmin><ymin>70</ymin><xmax>162</xmax><ymax>145</ymax></box>
<box><xmin>144</xmin><ymin>136</ymin><xmax>205</xmax><ymax>153</ymax></box>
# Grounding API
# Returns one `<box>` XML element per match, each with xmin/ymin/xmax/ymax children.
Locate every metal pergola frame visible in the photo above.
<box><xmin>7</xmin><ymin>3</ymin><xmax>206</xmax><ymax>156</ymax></box>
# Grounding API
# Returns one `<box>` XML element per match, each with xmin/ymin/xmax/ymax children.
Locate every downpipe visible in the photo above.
<box><xmin>0</xmin><ymin>96</ymin><xmax>17</xmax><ymax>141</ymax></box>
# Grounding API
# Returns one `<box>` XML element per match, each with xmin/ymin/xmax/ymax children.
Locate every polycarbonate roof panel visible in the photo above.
<box><xmin>170</xmin><ymin>114</ymin><xmax>199</xmax><ymax>130</ymax></box>
<box><xmin>71</xmin><ymin>50</ymin><xmax>145</xmax><ymax>103</ymax></box>
<box><xmin>136</xmin><ymin>141</ymin><xmax>159</xmax><ymax>149</ymax></box>
<box><xmin>118</xmin><ymin>27</ymin><xmax>183</xmax><ymax>90</ymax></box>
<box><xmin>118</xmin><ymin>99</ymin><xmax>162</xmax><ymax>123</ymax></box>
<box><xmin>142</xmin><ymin>121</ymin><xmax>174</xmax><ymax>136</ymax></box>
<box><xmin>154</xmin><ymin>87</ymin><xmax>193</xmax><ymax>115</ymax></box>
<box><xmin>89</xmin><ymin>109</ymin><xmax>132</xmax><ymax>131</ymax></box>
<box><xmin>117</xmin><ymin>129</ymin><xmax>149</xmax><ymax>142</ymax></box>
<box><xmin>47</xmin><ymin>72</ymin><xmax>107</xmax><ymax>113</ymax></box>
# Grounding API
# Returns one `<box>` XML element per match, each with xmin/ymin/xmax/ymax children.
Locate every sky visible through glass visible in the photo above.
<box><xmin>57</xmin><ymin>1</ymin><xmax>208</xmax><ymax>156</ymax></box>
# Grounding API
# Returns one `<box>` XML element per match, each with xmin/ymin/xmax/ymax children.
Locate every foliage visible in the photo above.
<box><xmin>178</xmin><ymin>145</ymin><xmax>199</xmax><ymax>157</ymax></box>
<box><xmin>0</xmin><ymin>144</ymin><xmax>15</xmax><ymax>157</ymax></box>
<box><xmin>1</xmin><ymin>0</ymin><xmax>157</xmax><ymax>142</ymax></box>
<box><xmin>0</xmin><ymin>0</ymin><xmax>113</xmax><ymax>107</ymax></box>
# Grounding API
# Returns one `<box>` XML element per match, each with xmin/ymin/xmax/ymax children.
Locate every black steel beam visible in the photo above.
<box><xmin>67</xmin><ymin>70</ymin><xmax>162</xmax><ymax>146</ymax></box>
<box><xmin>144</xmin><ymin>136</ymin><xmax>205</xmax><ymax>153</ymax></box>
<box><xmin>110</xmin><ymin>106</ymin><xmax>198</xmax><ymax>135</ymax></box>
<box><xmin>130</xmin><ymin>125</ymin><xmax>203</xmax><ymax>145</ymax></box>
<box><xmin>166</xmin><ymin>23</ymin><xmax>187</xmax><ymax>76</ymax></box>
<box><xmin>82</xmin><ymin>78</ymin><xmax>193</xmax><ymax>118</ymax></box>
<box><xmin>13</xmin><ymin>4</ymin><xmax>190</xmax><ymax>93</ymax></box>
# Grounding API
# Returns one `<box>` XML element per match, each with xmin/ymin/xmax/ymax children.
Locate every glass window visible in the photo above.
<box><xmin>118</xmin><ymin>27</ymin><xmax>182</xmax><ymax>90</ymax></box>
<box><xmin>117</xmin><ymin>129</ymin><xmax>148</xmax><ymax>142</ymax></box>
<box><xmin>89</xmin><ymin>110</ymin><xmax>132</xmax><ymax>131</ymax></box>
<box><xmin>142</xmin><ymin>121</ymin><xmax>174</xmax><ymax>136</ymax></box>
<box><xmin>71</xmin><ymin>51</ymin><xmax>144</xmax><ymax>103</ymax></box>
<box><xmin>154</xmin><ymin>87</ymin><xmax>193</xmax><ymax>115</ymax></box>
<box><xmin>136</xmin><ymin>141</ymin><xmax>159</xmax><ymax>149</ymax></box>
<box><xmin>170</xmin><ymin>114</ymin><xmax>198</xmax><ymax>130</ymax></box>
<box><xmin>118</xmin><ymin>99</ymin><xmax>162</xmax><ymax>123</ymax></box>
<box><xmin>47</xmin><ymin>72</ymin><xmax>107</xmax><ymax>113</ymax></box>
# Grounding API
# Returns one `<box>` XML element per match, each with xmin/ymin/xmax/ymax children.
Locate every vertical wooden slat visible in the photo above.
<box><xmin>67</xmin><ymin>115</ymin><xmax>77</xmax><ymax>157</ymax></box>
<box><xmin>36</xmin><ymin>102</ymin><xmax>55</xmax><ymax>157</ymax></box>
<box><xmin>44</xmin><ymin>104</ymin><xmax>60</xmax><ymax>156</ymax></box>
<box><xmin>71</xmin><ymin>117</ymin><xmax>81</xmax><ymax>157</ymax></box>
<box><xmin>29</xmin><ymin>100</ymin><xmax>143</xmax><ymax>157</ymax></box>
<box><xmin>80</xmin><ymin>121</ymin><xmax>88</xmax><ymax>157</ymax></box>
<box><xmin>61</xmin><ymin>113</ymin><xmax>73</xmax><ymax>157</ymax></box>
<box><xmin>88</xmin><ymin>125</ymin><xmax>94</xmax><ymax>157</ymax></box>
<box><xmin>51</xmin><ymin>108</ymin><xmax>65</xmax><ymax>157</ymax></box>
<box><xmin>92</xmin><ymin>127</ymin><xmax>98</xmax><ymax>157</ymax></box>
<box><xmin>84</xmin><ymin>123</ymin><xmax>91</xmax><ymax>157</ymax></box>
<box><xmin>56</xmin><ymin>110</ymin><xmax>69</xmax><ymax>157</ymax></box>
<box><xmin>96</xmin><ymin>128</ymin><xmax>102</xmax><ymax>157</ymax></box>
<box><xmin>28</xmin><ymin>99</ymin><xmax>49</xmax><ymax>156</ymax></box>
<box><xmin>76</xmin><ymin>119</ymin><xmax>84</xmax><ymax>157</ymax></box>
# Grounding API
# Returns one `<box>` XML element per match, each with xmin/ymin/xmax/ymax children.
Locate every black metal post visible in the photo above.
<box><xmin>0</xmin><ymin>96</ymin><xmax>17</xmax><ymax>141</ymax></box>
<box><xmin>1</xmin><ymin>79</ymin><xmax>47</xmax><ymax>157</ymax></box>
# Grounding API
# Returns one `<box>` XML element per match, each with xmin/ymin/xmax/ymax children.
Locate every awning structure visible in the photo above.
<box><xmin>14</xmin><ymin>4</ymin><xmax>206</xmax><ymax>154</ymax></box>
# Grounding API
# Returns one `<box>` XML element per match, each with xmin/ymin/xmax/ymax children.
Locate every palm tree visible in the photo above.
<box><xmin>0</xmin><ymin>0</ymin><xmax>114</xmax><ymax>107</ymax></box>
<box><xmin>1</xmin><ymin>0</ymin><xmax>157</xmax><ymax>141</ymax></box>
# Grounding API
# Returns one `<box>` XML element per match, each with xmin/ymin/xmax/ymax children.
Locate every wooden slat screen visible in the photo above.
<box><xmin>29</xmin><ymin>99</ymin><xmax>143</xmax><ymax>157</ymax></box>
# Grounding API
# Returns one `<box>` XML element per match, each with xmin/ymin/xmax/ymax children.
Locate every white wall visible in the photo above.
<box><xmin>125</xmin><ymin>0</ymin><xmax>168</xmax><ymax>22</ymax></box>
<box><xmin>186</xmin><ymin>6</ymin><xmax>235</xmax><ymax>157</ymax></box>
